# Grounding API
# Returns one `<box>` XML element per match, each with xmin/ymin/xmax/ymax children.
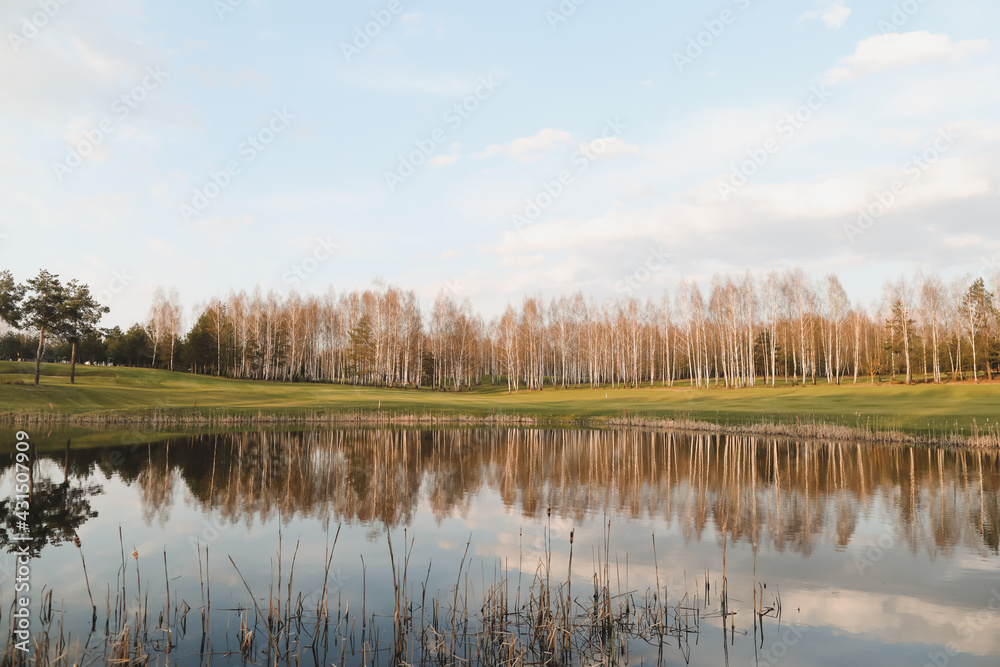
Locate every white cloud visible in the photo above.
<box><xmin>790</xmin><ymin>587</ymin><xmax>1000</xmax><ymax>658</ymax></box>
<box><xmin>430</xmin><ymin>154</ymin><xmax>460</xmax><ymax>166</ymax></box>
<box><xmin>943</xmin><ymin>234</ymin><xmax>984</xmax><ymax>249</ymax></box>
<box><xmin>822</xmin><ymin>3</ymin><xmax>851</xmax><ymax>28</ymax></box>
<box><xmin>824</xmin><ymin>31</ymin><xmax>990</xmax><ymax>85</ymax></box>
<box><xmin>725</xmin><ymin>156</ymin><xmax>991</xmax><ymax>221</ymax></box>
<box><xmin>0</xmin><ymin>25</ymin><xmax>154</xmax><ymax>125</ymax></box>
<box><xmin>430</xmin><ymin>142</ymin><xmax>461</xmax><ymax>166</ymax></box>
<box><xmin>576</xmin><ymin>137</ymin><xmax>642</xmax><ymax>161</ymax></box>
<box><xmin>149</xmin><ymin>183</ymin><xmax>170</xmax><ymax>197</ymax></box>
<box><xmin>479</xmin><ymin>143</ymin><xmax>999</xmax><ymax>293</ymax></box>
<box><xmin>479</xmin><ymin>129</ymin><xmax>573</xmax><ymax>162</ymax></box>
<box><xmin>800</xmin><ymin>0</ymin><xmax>851</xmax><ymax>29</ymax></box>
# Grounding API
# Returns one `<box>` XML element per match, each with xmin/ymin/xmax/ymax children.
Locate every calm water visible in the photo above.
<box><xmin>1</xmin><ymin>428</ymin><xmax>999</xmax><ymax>666</ymax></box>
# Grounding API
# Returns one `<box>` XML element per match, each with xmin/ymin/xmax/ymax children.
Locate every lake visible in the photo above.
<box><xmin>2</xmin><ymin>428</ymin><xmax>999</xmax><ymax>666</ymax></box>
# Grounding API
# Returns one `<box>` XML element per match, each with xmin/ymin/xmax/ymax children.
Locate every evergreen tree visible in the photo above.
<box><xmin>0</xmin><ymin>270</ymin><xmax>23</xmax><ymax>327</ymax></box>
<box><xmin>181</xmin><ymin>312</ymin><xmax>217</xmax><ymax>374</ymax></box>
<box><xmin>347</xmin><ymin>316</ymin><xmax>373</xmax><ymax>383</ymax></box>
<box><xmin>57</xmin><ymin>280</ymin><xmax>109</xmax><ymax>384</ymax></box>
<box><xmin>22</xmin><ymin>270</ymin><xmax>65</xmax><ymax>386</ymax></box>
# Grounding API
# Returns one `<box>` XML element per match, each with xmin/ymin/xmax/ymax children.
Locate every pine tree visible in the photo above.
<box><xmin>57</xmin><ymin>280</ymin><xmax>109</xmax><ymax>384</ymax></box>
<box><xmin>347</xmin><ymin>316</ymin><xmax>373</xmax><ymax>383</ymax></box>
<box><xmin>22</xmin><ymin>270</ymin><xmax>65</xmax><ymax>386</ymax></box>
<box><xmin>0</xmin><ymin>270</ymin><xmax>24</xmax><ymax>327</ymax></box>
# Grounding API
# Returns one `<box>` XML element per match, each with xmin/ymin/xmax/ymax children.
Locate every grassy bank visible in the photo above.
<box><xmin>2</xmin><ymin>361</ymin><xmax>1000</xmax><ymax>445</ymax></box>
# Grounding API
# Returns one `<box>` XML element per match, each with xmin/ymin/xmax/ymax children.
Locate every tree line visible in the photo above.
<box><xmin>2</xmin><ymin>268</ymin><xmax>999</xmax><ymax>390</ymax></box>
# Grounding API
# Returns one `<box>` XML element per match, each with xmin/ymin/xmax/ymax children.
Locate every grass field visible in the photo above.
<box><xmin>2</xmin><ymin>361</ymin><xmax>1000</xmax><ymax>440</ymax></box>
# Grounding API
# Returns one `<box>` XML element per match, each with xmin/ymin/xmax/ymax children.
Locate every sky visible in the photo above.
<box><xmin>1</xmin><ymin>0</ymin><xmax>998</xmax><ymax>329</ymax></box>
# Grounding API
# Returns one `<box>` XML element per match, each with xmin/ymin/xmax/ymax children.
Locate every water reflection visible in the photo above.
<box><xmin>0</xmin><ymin>429</ymin><xmax>1000</xmax><ymax>667</ymax></box>
<box><xmin>22</xmin><ymin>429</ymin><xmax>996</xmax><ymax>556</ymax></box>
<box><xmin>0</xmin><ymin>440</ymin><xmax>102</xmax><ymax>557</ymax></box>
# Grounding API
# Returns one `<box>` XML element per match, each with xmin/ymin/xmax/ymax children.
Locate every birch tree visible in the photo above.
<box><xmin>919</xmin><ymin>274</ymin><xmax>945</xmax><ymax>383</ymax></box>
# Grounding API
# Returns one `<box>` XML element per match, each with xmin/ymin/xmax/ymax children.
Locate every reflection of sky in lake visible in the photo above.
<box><xmin>2</xmin><ymin>428</ymin><xmax>999</xmax><ymax>666</ymax></box>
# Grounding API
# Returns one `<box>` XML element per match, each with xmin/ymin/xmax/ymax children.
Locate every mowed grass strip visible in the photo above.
<box><xmin>2</xmin><ymin>361</ymin><xmax>1000</xmax><ymax>435</ymax></box>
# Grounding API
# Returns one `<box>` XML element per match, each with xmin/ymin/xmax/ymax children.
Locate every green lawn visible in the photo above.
<box><xmin>2</xmin><ymin>361</ymin><xmax>1000</xmax><ymax>437</ymax></box>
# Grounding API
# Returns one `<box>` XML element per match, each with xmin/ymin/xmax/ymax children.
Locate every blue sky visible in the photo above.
<box><xmin>1</xmin><ymin>0</ymin><xmax>998</xmax><ymax>328</ymax></box>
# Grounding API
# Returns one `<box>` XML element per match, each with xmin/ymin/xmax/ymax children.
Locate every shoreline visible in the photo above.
<box><xmin>2</xmin><ymin>407</ymin><xmax>997</xmax><ymax>448</ymax></box>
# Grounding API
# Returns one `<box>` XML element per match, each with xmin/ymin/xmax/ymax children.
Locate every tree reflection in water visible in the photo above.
<box><xmin>15</xmin><ymin>429</ymin><xmax>995</xmax><ymax>556</ymax></box>
<box><xmin>0</xmin><ymin>440</ymin><xmax>102</xmax><ymax>558</ymax></box>
<box><xmin>1</xmin><ymin>429</ymin><xmax>998</xmax><ymax>666</ymax></box>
